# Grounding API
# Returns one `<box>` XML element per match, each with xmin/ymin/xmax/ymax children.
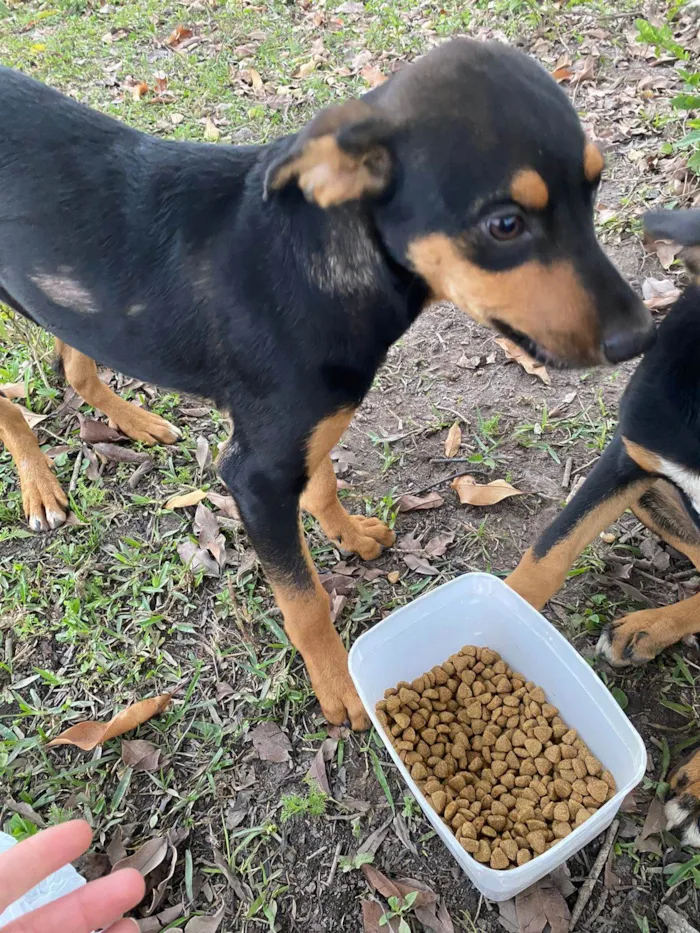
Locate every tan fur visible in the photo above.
<box><xmin>622</xmin><ymin>437</ymin><xmax>662</xmax><ymax>474</ymax></box>
<box><xmin>583</xmin><ymin>142</ymin><xmax>605</xmax><ymax>182</ymax></box>
<box><xmin>56</xmin><ymin>341</ymin><xmax>179</xmax><ymax>444</ymax></box>
<box><xmin>268</xmin><ymin>136</ymin><xmax>390</xmax><ymax>208</ymax></box>
<box><xmin>408</xmin><ymin>233</ymin><xmax>603</xmax><ymax>365</ymax></box>
<box><xmin>506</xmin><ymin>479</ymin><xmax>654</xmax><ymax>609</ymax></box>
<box><xmin>0</xmin><ymin>394</ymin><xmax>68</xmax><ymax>530</ymax></box>
<box><xmin>510</xmin><ymin>168</ymin><xmax>549</xmax><ymax>210</ymax></box>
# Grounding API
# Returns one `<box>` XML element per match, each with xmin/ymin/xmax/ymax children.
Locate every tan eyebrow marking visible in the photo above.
<box><xmin>583</xmin><ymin>141</ymin><xmax>605</xmax><ymax>182</ymax></box>
<box><xmin>509</xmin><ymin>169</ymin><xmax>549</xmax><ymax>210</ymax></box>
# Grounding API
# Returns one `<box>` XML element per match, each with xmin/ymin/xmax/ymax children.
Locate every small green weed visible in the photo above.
<box><xmin>279</xmin><ymin>781</ymin><xmax>327</xmax><ymax>823</ymax></box>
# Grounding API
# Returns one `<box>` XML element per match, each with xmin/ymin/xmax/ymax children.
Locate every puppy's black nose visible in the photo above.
<box><xmin>603</xmin><ymin>325</ymin><xmax>656</xmax><ymax>364</ymax></box>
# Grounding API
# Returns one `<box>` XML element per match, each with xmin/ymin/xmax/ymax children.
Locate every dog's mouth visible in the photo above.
<box><xmin>490</xmin><ymin>318</ymin><xmax>592</xmax><ymax>369</ymax></box>
<box><xmin>491</xmin><ymin>319</ymin><xmax>575</xmax><ymax>370</ymax></box>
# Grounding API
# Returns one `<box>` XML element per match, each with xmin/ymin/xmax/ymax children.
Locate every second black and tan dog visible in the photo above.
<box><xmin>507</xmin><ymin>209</ymin><xmax>700</xmax><ymax>845</ymax></box>
<box><xmin>0</xmin><ymin>39</ymin><xmax>654</xmax><ymax>729</ymax></box>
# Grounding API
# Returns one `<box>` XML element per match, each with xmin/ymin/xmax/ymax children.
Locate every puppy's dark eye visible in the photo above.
<box><xmin>487</xmin><ymin>213</ymin><xmax>526</xmax><ymax>241</ymax></box>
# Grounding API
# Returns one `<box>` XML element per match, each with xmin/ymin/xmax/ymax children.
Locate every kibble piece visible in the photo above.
<box><xmin>475</xmin><ymin>840</ymin><xmax>492</xmax><ymax>863</ymax></box>
<box><xmin>411</xmin><ymin>762</ymin><xmax>428</xmax><ymax>781</ymax></box>
<box><xmin>572</xmin><ymin>758</ymin><xmax>588</xmax><ymax>779</ymax></box>
<box><xmin>553</xmin><ymin>802</ymin><xmax>570</xmax><ymax>823</ymax></box>
<box><xmin>517</xmin><ymin>849</ymin><xmax>532</xmax><ymax>866</ymax></box>
<box><xmin>553</xmin><ymin>821</ymin><xmax>572</xmax><ymax>839</ymax></box>
<box><xmin>501</xmin><ymin>838</ymin><xmax>519</xmax><ymax>862</ymax></box>
<box><xmin>553</xmin><ymin>779</ymin><xmax>572</xmax><ymax>799</ymax></box>
<box><xmin>490</xmin><ymin>848</ymin><xmax>509</xmax><ymax>870</ymax></box>
<box><xmin>431</xmin><ymin>791</ymin><xmax>448</xmax><ymax>814</ymax></box>
<box><xmin>575</xmin><ymin>808</ymin><xmax>592</xmax><ymax>827</ymax></box>
<box><xmin>527</xmin><ymin>831</ymin><xmax>547</xmax><ymax>854</ymax></box>
<box><xmin>461</xmin><ymin>837</ymin><xmax>479</xmax><ymax>854</ymax></box>
<box><xmin>587</xmin><ymin>779</ymin><xmax>609</xmax><ymax>803</ymax></box>
<box><xmin>585</xmin><ymin>756</ymin><xmax>602</xmax><ymax>776</ymax></box>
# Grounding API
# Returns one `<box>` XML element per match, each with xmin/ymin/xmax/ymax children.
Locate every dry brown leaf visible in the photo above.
<box><xmin>166</xmin><ymin>25</ymin><xmax>192</xmax><ymax>46</ymax></box>
<box><xmin>131</xmin><ymin>81</ymin><xmax>149</xmax><ymax>101</ymax></box>
<box><xmin>184</xmin><ymin>906</ymin><xmax>226</xmax><ymax>933</ymax></box>
<box><xmin>193</xmin><ymin>503</ymin><xmax>220</xmax><ymax>547</ymax></box>
<box><xmin>106</xmin><ymin>828</ymin><xmax>127</xmax><ymax>867</ymax></box>
<box><xmin>452</xmin><ymin>475</ymin><xmax>524</xmax><ymax>507</ymax></box>
<box><xmin>362</xmin><ymin>901</ymin><xmax>400</xmax><ymax>933</ymax></box>
<box><xmin>635</xmin><ymin>797</ymin><xmax>667</xmax><ymax>855</ymax></box>
<box><xmin>396</xmin><ymin>491</ymin><xmax>444</xmax><ymax>512</ymax></box>
<box><xmin>112</xmin><ymin>836</ymin><xmax>169</xmax><ymax>878</ymax></box>
<box><xmin>444</xmin><ymin>422</ymin><xmax>462</xmax><ymax>458</ymax></box>
<box><xmin>251</xmin><ymin>721</ymin><xmax>291</xmax><ymax>763</ymax></box>
<box><xmin>93</xmin><ymin>442</ymin><xmax>151</xmax><ymax>464</ymax></box>
<box><xmin>78</xmin><ymin>415</ymin><xmax>123</xmax><ymax>443</ymax></box>
<box><xmin>249</xmin><ymin>67</ymin><xmax>263</xmax><ymax>91</ymax></box>
<box><xmin>570</xmin><ymin>55</ymin><xmax>596</xmax><ymax>85</ymax></box>
<box><xmin>424</xmin><ymin>531</ymin><xmax>455</xmax><ymax>558</ymax></box>
<box><xmin>121</xmin><ymin>739</ymin><xmax>163</xmax><ymax>772</ymax></box>
<box><xmin>361</xmin><ymin>64</ymin><xmax>387</xmax><ymax>88</ymax></box>
<box><xmin>495</xmin><ymin>337</ymin><xmax>551</xmax><ymax>385</ymax></box>
<box><xmin>138</xmin><ymin>905</ymin><xmax>184</xmax><ymax>933</ymax></box>
<box><xmin>403</xmin><ymin>553</ymin><xmax>439</xmax><ymax>576</ymax></box>
<box><xmin>0</xmin><ymin>382</ymin><xmax>27</xmax><ymax>400</ymax></box>
<box><xmin>47</xmin><ymin>693</ymin><xmax>172</xmax><ymax>750</ymax></box>
<box><xmin>195</xmin><ymin>435</ymin><xmax>211</xmax><ymax>471</ymax></box>
<box><xmin>642</xmin><ymin>276</ymin><xmax>681</xmax><ymax>310</ymax></box>
<box><xmin>515</xmin><ymin>876</ymin><xmax>570</xmax><ymax>933</ymax></box>
<box><xmin>552</xmin><ymin>64</ymin><xmax>573</xmax><ymax>82</ymax></box>
<box><xmin>648</xmin><ymin>239</ymin><xmax>683</xmax><ymax>270</ymax></box>
<box><xmin>17</xmin><ymin>404</ymin><xmax>49</xmax><ymax>429</ymax></box>
<box><xmin>296</xmin><ymin>60</ymin><xmax>316</xmax><ymax>78</ymax></box>
<box><xmin>206</xmin><ymin>491</ymin><xmax>241</xmax><ymax>520</ymax></box>
<box><xmin>203</xmin><ymin>117</ymin><xmax>220</xmax><ymax>142</ymax></box>
<box><xmin>177</xmin><ymin>540</ymin><xmax>221</xmax><ymax>577</ymax></box>
<box><xmin>165</xmin><ymin>488</ymin><xmax>207</xmax><ymax>509</ymax></box>
<box><xmin>153</xmin><ymin>72</ymin><xmax>168</xmax><ymax>94</ymax></box>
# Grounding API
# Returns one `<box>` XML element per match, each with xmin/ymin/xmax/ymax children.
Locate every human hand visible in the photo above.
<box><xmin>0</xmin><ymin>820</ymin><xmax>144</xmax><ymax>933</ymax></box>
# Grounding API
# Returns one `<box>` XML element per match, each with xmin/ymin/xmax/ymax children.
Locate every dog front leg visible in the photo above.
<box><xmin>507</xmin><ymin>436</ymin><xmax>653</xmax><ymax>609</ymax></box>
<box><xmin>218</xmin><ymin>442</ymin><xmax>370</xmax><ymax>730</ymax></box>
<box><xmin>0</xmin><ymin>393</ymin><xmax>67</xmax><ymax>530</ymax></box>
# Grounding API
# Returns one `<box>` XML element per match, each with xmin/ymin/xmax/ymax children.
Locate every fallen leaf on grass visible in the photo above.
<box><xmin>251</xmin><ymin>721</ymin><xmax>291</xmax><ymax>763</ymax></box>
<box><xmin>47</xmin><ymin>693</ymin><xmax>172</xmax><ymax>750</ymax></box>
<box><xmin>514</xmin><ymin>876</ymin><xmax>570</xmax><ymax>933</ymax></box>
<box><xmin>0</xmin><ymin>382</ymin><xmax>27</xmax><ymax>400</ymax></box>
<box><xmin>403</xmin><ymin>553</ymin><xmax>439</xmax><ymax>576</ymax></box>
<box><xmin>552</xmin><ymin>63</ymin><xmax>573</xmax><ymax>82</ymax></box>
<box><xmin>642</xmin><ymin>276</ymin><xmax>681</xmax><ymax>310</ymax></box>
<box><xmin>177</xmin><ymin>540</ymin><xmax>221</xmax><ymax>577</ymax></box>
<box><xmin>206</xmin><ymin>491</ymin><xmax>241</xmax><ymax>520</ymax></box>
<box><xmin>166</xmin><ymin>24</ymin><xmax>192</xmax><ymax>46</ymax></box>
<box><xmin>635</xmin><ymin>796</ymin><xmax>667</xmax><ymax>855</ymax></box>
<box><xmin>195</xmin><ymin>435</ymin><xmax>211</xmax><ymax>470</ymax></box>
<box><xmin>17</xmin><ymin>404</ymin><xmax>49</xmax><ymax>429</ymax></box>
<box><xmin>112</xmin><ymin>836</ymin><xmax>169</xmax><ymax>877</ymax></box>
<box><xmin>93</xmin><ymin>442</ymin><xmax>151</xmax><ymax>464</ymax></box>
<box><xmin>444</xmin><ymin>422</ymin><xmax>462</xmax><ymax>458</ymax></box>
<box><xmin>307</xmin><ymin>733</ymin><xmax>338</xmax><ymax>796</ymax></box>
<box><xmin>571</xmin><ymin>55</ymin><xmax>596</xmax><ymax>85</ymax></box>
<box><xmin>362</xmin><ymin>866</ymin><xmax>436</xmax><ymax>908</ymax></box>
<box><xmin>193</xmin><ymin>503</ymin><xmax>222</xmax><ymax>550</ymax></box>
<box><xmin>184</xmin><ymin>906</ymin><xmax>226</xmax><ymax>933</ymax></box>
<box><xmin>424</xmin><ymin>531</ymin><xmax>455</xmax><ymax>558</ymax></box>
<box><xmin>203</xmin><ymin>117</ymin><xmax>219</xmax><ymax>142</ymax></box>
<box><xmin>121</xmin><ymin>739</ymin><xmax>163</xmax><ymax>772</ymax></box>
<box><xmin>647</xmin><ymin>238</ymin><xmax>683</xmax><ymax>270</ymax></box>
<box><xmin>78</xmin><ymin>415</ymin><xmax>123</xmax><ymax>443</ymax></box>
<box><xmin>5</xmin><ymin>799</ymin><xmax>45</xmax><ymax>828</ymax></box>
<box><xmin>362</xmin><ymin>900</ymin><xmax>400</xmax><ymax>933</ymax></box>
<box><xmin>106</xmin><ymin>828</ymin><xmax>127</xmax><ymax>866</ymax></box>
<box><xmin>130</xmin><ymin>80</ymin><xmax>149</xmax><ymax>101</ymax></box>
<box><xmin>451</xmin><ymin>475</ymin><xmax>524</xmax><ymax>506</ymax></box>
<box><xmin>361</xmin><ymin>64</ymin><xmax>386</xmax><ymax>87</ymax></box>
<box><xmin>165</xmin><ymin>489</ymin><xmax>208</xmax><ymax>509</ymax></box>
<box><xmin>137</xmin><ymin>905</ymin><xmax>184</xmax><ymax>933</ymax></box>
<box><xmin>248</xmin><ymin>67</ymin><xmax>263</xmax><ymax>92</ymax></box>
<box><xmin>396</xmin><ymin>491</ymin><xmax>444</xmax><ymax>512</ymax></box>
<box><xmin>495</xmin><ymin>337</ymin><xmax>551</xmax><ymax>385</ymax></box>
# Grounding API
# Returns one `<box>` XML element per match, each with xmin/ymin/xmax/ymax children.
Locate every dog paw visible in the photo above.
<box><xmin>308</xmin><ymin>638</ymin><xmax>370</xmax><ymax>731</ymax></box>
<box><xmin>338</xmin><ymin>515</ymin><xmax>396</xmax><ymax>561</ymax></box>
<box><xmin>596</xmin><ymin>609</ymin><xmax>675</xmax><ymax>667</ymax></box>
<box><xmin>20</xmin><ymin>455</ymin><xmax>69</xmax><ymax>532</ymax></box>
<box><xmin>666</xmin><ymin>751</ymin><xmax>700</xmax><ymax>848</ymax></box>
<box><xmin>108</xmin><ymin>402</ymin><xmax>180</xmax><ymax>446</ymax></box>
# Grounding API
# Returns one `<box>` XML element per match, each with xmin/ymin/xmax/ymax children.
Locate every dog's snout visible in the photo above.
<box><xmin>603</xmin><ymin>324</ymin><xmax>656</xmax><ymax>364</ymax></box>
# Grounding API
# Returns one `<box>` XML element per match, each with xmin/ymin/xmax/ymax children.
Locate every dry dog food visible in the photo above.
<box><xmin>376</xmin><ymin>646</ymin><xmax>617</xmax><ymax>870</ymax></box>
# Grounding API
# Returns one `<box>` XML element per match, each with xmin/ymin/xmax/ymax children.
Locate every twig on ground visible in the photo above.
<box><xmin>658</xmin><ymin>906</ymin><xmax>700</xmax><ymax>933</ymax></box>
<box><xmin>562</xmin><ymin>456</ymin><xmax>573</xmax><ymax>488</ymax></box>
<box><xmin>69</xmin><ymin>447</ymin><xmax>83</xmax><ymax>493</ymax></box>
<box><xmin>404</xmin><ymin>468</ymin><xmax>488</xmax><ymax>498</ymax></box>
<box><xmin>324</xmin><ymin>841</ymin><xmax>342</xmax><ymax>889</ymax></box>
<box><xmin>570</xmin><ymin>819</ymin><xmax>619</xmax><ymax>930</ymax></box>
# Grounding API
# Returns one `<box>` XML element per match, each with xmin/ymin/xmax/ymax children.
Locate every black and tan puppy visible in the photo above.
<box><xmin>0</xmin><ymin>39</ymin><xmax>653</xmax><ymax>730</ymax></box>
<box><xmin>507</xmin><ymin>209</ymin><xmax>700</xmax><ymax>845</ymax></box>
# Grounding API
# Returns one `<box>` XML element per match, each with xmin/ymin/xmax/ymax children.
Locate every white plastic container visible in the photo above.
<box><xmin>348</xmin><ymin>572</ymin><xmax>646</xmax><ymax>902</ymax></box>
<box><xmin>0</xmin><ymin>831</ymin><xmax>86</xmax><ymax>927</ymax></box>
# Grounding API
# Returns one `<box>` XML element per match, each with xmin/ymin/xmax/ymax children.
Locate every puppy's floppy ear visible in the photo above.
<box><xmin>263</xmin><ymin>99</ymin><xmax>393</xmax><ymax>207</ymax></box>
<box><xmin>644</xmin><ymin>209</ymin><xmax>700</xmax><ymax>279</ymax></box>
